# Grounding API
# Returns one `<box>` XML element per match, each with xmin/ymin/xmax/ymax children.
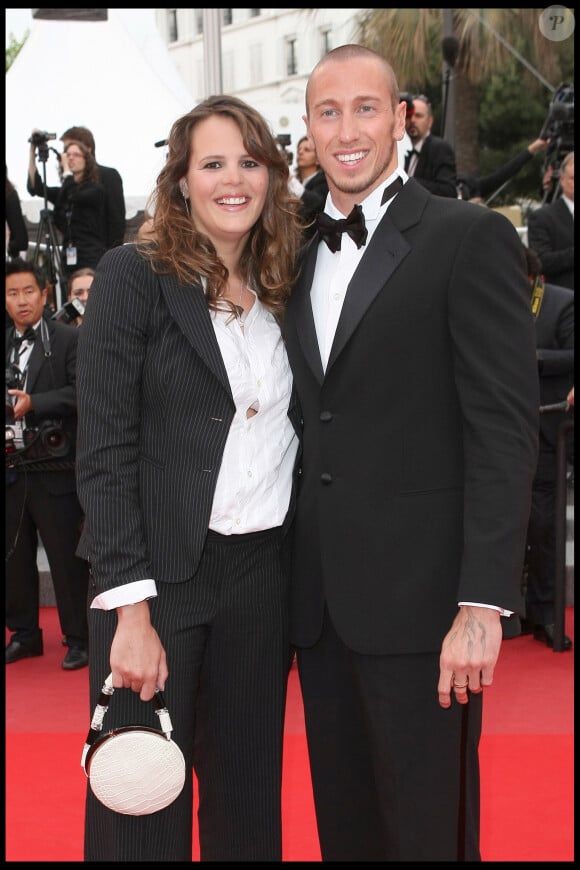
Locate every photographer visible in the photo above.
<box><xmin>60</xmin><ymin>125</ymin><xmax>126</xmax><ymax>249</ymax></box>
<box><xmin>27</xmin><ymin>131</ymin><xmax>108</xmax><ymax>281</ymax></box>
<box><xmin>5</xmin><ymin>258</ymin><xmax>89</xmax><ymax>670</ymax></box>
<box><xmin>51</xmin><ymin>266</ymin><xmax>95</xmax><ymax>327</ymax></box>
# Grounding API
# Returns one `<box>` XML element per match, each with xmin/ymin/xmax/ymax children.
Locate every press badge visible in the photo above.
<box><xmin>66</xmin><ymin>246</ymin><xmax>77</xmax><ymax>266</ymax></box>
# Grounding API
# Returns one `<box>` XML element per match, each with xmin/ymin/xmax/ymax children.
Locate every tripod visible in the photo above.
<box><xmin>32</xmin><ymin>142</ymin><xmax>67</xmax><ymax>310</ymax></box>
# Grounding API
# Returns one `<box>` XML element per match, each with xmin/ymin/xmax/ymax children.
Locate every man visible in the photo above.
<box><xmin>60</xmin><ymin>125</ymin><xmax>126</xmax><ymax>249</ymax></box>
<box><xmin>527</xmin><ymin>151</ymin><xmax>574</xmax><ymax>289</ymax></box>
<box><xmin>404</xmin><ymin>93</ymin><xmax>457</xmax><ymax>197</ymax></box>
<box><xmin>284</xmin><ymin>45</ymin><xmax>539</xmax><ymax>861</ymax></box>
<box><xmin>523</xmin><ymin>247</ymin><xmax>574</xmax><ymax>649</ymax></box>
<box><xmin>5</xmin><ymin>259</ymin><xmax>89</xmax><ymax>669</ymax></box>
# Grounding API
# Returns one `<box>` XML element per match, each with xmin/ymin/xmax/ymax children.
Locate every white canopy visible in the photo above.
<box><xmin>6</xmin><ymin>9</ymin><xmax>195</xmax><ymax>217</ymax></box>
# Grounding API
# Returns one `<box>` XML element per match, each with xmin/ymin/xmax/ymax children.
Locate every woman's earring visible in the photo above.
<box><xmin>180</xmin><ymin>184</ymin><xmax>191</xmax><ymax>215</ymax></box>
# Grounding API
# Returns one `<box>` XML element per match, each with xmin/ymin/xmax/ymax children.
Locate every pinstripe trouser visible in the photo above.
<box><xmin>84</xmin><ymin>527</ymin><xmax>291</xmax><ymax>862</ymax></box>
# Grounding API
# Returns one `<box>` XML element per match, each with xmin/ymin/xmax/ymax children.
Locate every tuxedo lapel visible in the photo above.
<box><xmin>24</xmin><ymin>321</ymin><xmax>54</xmax><ymax>393</ymax></box>
<box><xmin>158</xmin><ymin>273</ymin><xmax>232</xmax><ymax>395</ymax></box>
<box><xmin>289</xmin><ymin>241</ymin><xmax>325</xmax><ymax>384</ymax></box>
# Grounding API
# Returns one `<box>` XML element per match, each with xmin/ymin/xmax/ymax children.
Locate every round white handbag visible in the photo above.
<box><xmin>81</xmin><ymin>673</ymin><xmax>186</xmax><ymax>816</ymax></box>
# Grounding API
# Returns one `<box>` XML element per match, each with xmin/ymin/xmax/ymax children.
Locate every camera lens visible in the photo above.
<box><xmin>40</xmin><ymin>424</ymin><xmax>70</xmax><ymax>457</ymax></box>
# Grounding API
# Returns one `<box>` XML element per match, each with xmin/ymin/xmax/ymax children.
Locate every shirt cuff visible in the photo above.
<box><xmin>90</xmin><ymin>579</ymin><xmax>158</xmax><ymax>611</ymax></box>
<box><xmin>458</xmin><ymin>601</ymin><xmax>513</xmax><ymax>617</ymax></box>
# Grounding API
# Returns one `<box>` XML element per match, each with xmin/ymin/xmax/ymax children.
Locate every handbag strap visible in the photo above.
<box><xmin>81</xmin><ymin>673</ymin><xmax>174</xmax><ymax>770</ymax></box>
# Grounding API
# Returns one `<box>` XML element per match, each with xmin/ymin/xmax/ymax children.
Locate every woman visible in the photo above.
<box><xmin>27</xmin><ymin>136</ymin><xmax>107</xmax><ymax>279</ymax></box>
<box><xmin>289</xmin><ymin>135</ymin><xmax>329</xmax><ymax>238</ymax></box>
<box><xmin>75</xmin><ymin>95</ymin><xmax>303</xmax><ymax>861</ymax></box>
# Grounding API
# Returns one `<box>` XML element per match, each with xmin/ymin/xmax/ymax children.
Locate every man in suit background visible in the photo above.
<box><xmin>404</xmin><ymin>93</ymin><xmax>457</xmax><ymax>197</ymax></box>
<box><xmin>527</xmin><ymin>151</ymin><xmax>574</xmax><ymax>289</ymax></box>
<box><xmin>522</xmin><ymin>246</ymin><xmax>574</xmax><ymax>649</ymax></box>
<box><xmin>284</xmin><ymin>44</ymin><xmax>539</xmax><ymax>861</ymax></box>
<box><xmin>60</xmin><ymin>125</ymin><xmax>126</xmax><ymax>249</ymax></box>
<box><xmin>5</xmin><ymin>258</ymin><xmax>89</xmax><ymax>669</ymax></box>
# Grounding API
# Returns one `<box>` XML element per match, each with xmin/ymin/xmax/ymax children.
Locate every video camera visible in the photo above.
<box><xmin>28</xmin><ymin>131</ymin><xmax>57</xmax><ymax>147</ymax></box>
<box><xmin>539</xmin><ymin>82</ymin><xmax>574</xmax><ymax>175</ymax></box>
<box><xmin>276</xmin><ymin>133</ymin><xmax>293</xmax><ymax>165</ymax></box>
<box><xmin>52</xmin><ymin>298</ymin><xmax>85</xmax><ymax>324</ymax></box>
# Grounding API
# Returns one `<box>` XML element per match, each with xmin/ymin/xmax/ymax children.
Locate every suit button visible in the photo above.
<box><xmin>320</xmin><ymin>472</ymin><xmax>332</xmax><ymax>484</ymax></box>
<box><xmin>320</xmin><ymin>410</ymin><xmax>333</xmax><ymax>422</ymax></box>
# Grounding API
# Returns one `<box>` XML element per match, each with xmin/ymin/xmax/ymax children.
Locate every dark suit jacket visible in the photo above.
<box><xmin>75</xmin><ymin>243</ymin><xmax>301</xmax><ymax>594</ymax></box>
<box><xmin>98</xmin><ymin>163</ymin><xmax>126</xmax><ymax>248</ymax></box>
<box><xmin>535</xmin><ymin>281</ymin><xmax>574</xmax><ymax>463</ymax></box>
<box><xmin>5</xmin><ymin>317</ymin><xmax>79</xmax><ymax>494</ymax></box>
<box><xmin>527</xmin><ymin>197</ymin><xmax>574</xmax><ymax>289</ymax></box>
<box><xmin>409</xmin><ymin>134</ymin><xmax>457</xmax><ymax>198</ymax></box>
<box><xmin>284</xmin><ymin>179</ymin><xmax>539</xmax><ymax>654</ymax></box>
<box><xmin>299</xmin><ymin>170</ymin><xmax>329</xmax><ymax>239</ymax></box>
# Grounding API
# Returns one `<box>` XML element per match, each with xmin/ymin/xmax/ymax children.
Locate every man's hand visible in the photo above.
<box><xmin>7</xmin><ymin>389</ymin><xmax>32</xmax><ymax>420</ymax></box>
<box><xmin>438</xmin><ymin>605</ymin><xmax>503</xmax><ymax>709</ymax></box>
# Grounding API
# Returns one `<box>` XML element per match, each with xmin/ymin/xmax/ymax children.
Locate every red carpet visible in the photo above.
<box><xmin>6</xmin><ymin>607</ymin><xmax>574</xmax><ymax>861</ymax></box>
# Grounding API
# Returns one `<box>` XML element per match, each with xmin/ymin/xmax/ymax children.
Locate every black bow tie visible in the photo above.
<box><xmin>317</xmin><ymin>204</ymin><xmax>367</xmax><ymax>253</ymax></box>
<box><xmin>317</xmin><ymin>178</ymin><xmax>404</xmax><ymax>253</ymax></box>
<box><xmin>13</xmin><ymin>326</ymin><xmax>36</xmax><ymax>348</ymax></box>
<box><xmin>405</xmin><ymin>148</ymin><xmax>419</xmax><ymax>171</ymax></box>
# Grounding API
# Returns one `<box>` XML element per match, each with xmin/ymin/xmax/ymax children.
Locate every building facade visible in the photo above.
<box><xmin>154</xmin><ymin>8</ymin><xmax>364</xmax><ymax>158</ymax></box>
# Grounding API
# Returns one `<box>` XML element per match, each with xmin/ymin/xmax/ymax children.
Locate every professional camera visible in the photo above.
<box><xmin>539</xmin><ymin>83</ymin><xmax>574</xmax><ymax>146</ymax></box>
<box><xmin>28</xmin><ymin>130</ymin><xmax>57</xmax><ymax>147</ymax></box>
<box><xmin>23</xmin><ymin>420</ymin><xmax>70</xmax><ymax>460</ymax></box>
<box><xmin>52</xmin><ymin>298</ymin><xmax>85</xmax><ymax>324</ymax></box>
<box><xmin>276</xmin><ymin>133</ymin><xmax>293</xmax><ymax>165</ymax></box>
<box><xmin>5</xmin><ymin>418</ymin><xmax>71</xmax><ymax>465</ymax></box>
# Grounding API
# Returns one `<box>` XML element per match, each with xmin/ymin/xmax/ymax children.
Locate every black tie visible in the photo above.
<box><xmin>13</xmin><ymin>326</ymin><xmax>36</xmax><ymax>348</ymax></box>
<box><xmin>317</xmin><ymin>204</ymin><xmax>367</xmax><ymax>253</ymax></box>
<box><xmin>404</xmin><ymin>148</ymin><xmax>418</xmax><ymax>172</ymax></box>
<box><xmin>317</xmin><ymin>178</ymin><xmax>404</xmax><ymax>253</ymax></box>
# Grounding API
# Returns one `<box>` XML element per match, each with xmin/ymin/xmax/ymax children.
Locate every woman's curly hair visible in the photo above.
<box><xmin>138</xmin><ymin>95</ymin><xmax>303</xmax><ymax>320</ymax></box>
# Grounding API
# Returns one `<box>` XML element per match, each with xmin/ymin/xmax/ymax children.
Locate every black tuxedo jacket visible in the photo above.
<box><xmin>527</xmin><ymin>197</ymin><xmax>574</xmax><ymax>289</ymax></box>
<box><xmin>284</xmin><ymin>179</ymin><xmax>539</xmax><ymax>654</ymax></box>
<box><xmin>5</xmin><ymin>317</ymin><xmax>79</xmax><ymax>493</ymax></box>
<box><xmin>75</xmin><ymin>243</ymin><xmax>301</xmax><ymax>594</ymax></box>
<box><xmin>408</xmin><ymin>134</ymin><xmax>457</xmax><ymax>198</ymax></box>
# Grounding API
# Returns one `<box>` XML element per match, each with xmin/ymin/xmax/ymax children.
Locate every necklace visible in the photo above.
<box><xmin>234</xmin><ymin>283</ymin><xmax>245</xmax><ymax>320</ymax></box>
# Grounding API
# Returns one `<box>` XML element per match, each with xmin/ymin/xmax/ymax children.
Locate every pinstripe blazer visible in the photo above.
<box><xmin>75</xmin><ymin>243</ymin><xmax>300</xmax><ymax>595</ymax></box>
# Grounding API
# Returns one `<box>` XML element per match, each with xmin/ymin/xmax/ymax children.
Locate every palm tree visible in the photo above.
<box><xmin>356</xmin><ymin>9</ymin><xmax>571</xmax><ymax>174</ymax></box>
